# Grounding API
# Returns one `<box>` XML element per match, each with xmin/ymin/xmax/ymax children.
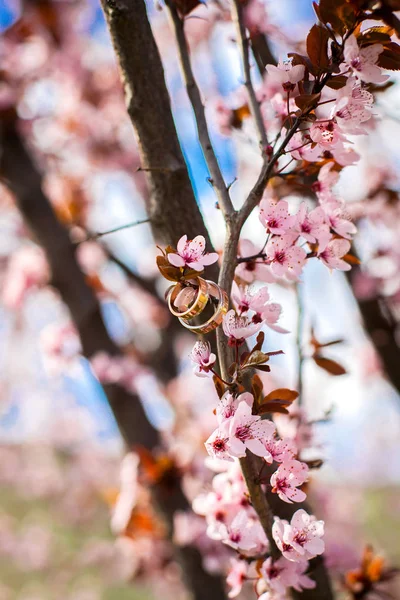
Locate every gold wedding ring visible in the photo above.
<box><xmin>167</xmin><ymin>277</ymin><xmax>209</xmax><ymax>320</ymax></box>
<box><xmin>179</xmin><ymin>280</ymin><xmax>228</xmax><ymax>334</ymax></box>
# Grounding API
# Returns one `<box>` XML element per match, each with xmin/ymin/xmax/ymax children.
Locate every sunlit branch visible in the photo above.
<box><xmin>231</xmin><ymin>0</ymin><xmax>269</xmax><ymax>150</ymax></box>
<box><xmin>164</xmin><ymin>0</ymin><xmax>235</xmax><ymax>219</ymax></box>
<box><xmin>237</xmin><ymin>116</ymin><xmax>302</xmax><ymax>228</ymax></box>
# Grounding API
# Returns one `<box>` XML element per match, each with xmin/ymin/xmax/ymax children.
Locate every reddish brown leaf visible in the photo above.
<box><xmin>378</xmin><ymin>42</ymin><xmax>400</xmax><ymax>71</ymax></box>
<box><xmin>213</xmin><ymin>375</ymin><xmax>225</xmax><ymax>399</ymax></box>
<box><xmin>254</xmin><ymin>364</ymin><xmax>271</xmax><ymax>372</ymax></box>
<box><xmin>357</xmin><ymin>26</ymin><xmax>393</xmax><ymax>47</ymax></box>
<box><xmin>252</xmin><ymin>331</ymin><xmax>265</xmax><ymax>354</ymax></box>
<box><xmin>242</xmin><ymin>350</ymin><xmax>270</xmax><ymax>368</ymax></box>
<box><xmin>306</xmin><ymin>24</ymin><xmax>330</xmax><ymax>69</ymax></box>
<box><xmin>319</xmin><ymin>338</ymin><xmax>344</xmax><ymax>348</ymax></box>
<box><xmin>304</xmin><ymin>458</ymin><xmax>324</xmax><ymax>469</ymax></box>
<box><xmin>342</xmin><ymin>253</ymin><xmax>361</xmax><ymax>265</ymax></box>
<box><xmin>318</xmin><ymin>0</ymin><xmax>356</xmax><ymax>36</ymax></box>
<box><xmin>258</xmin><ymin>402</ymin><xmax>290</xmax><ymax>415</ymax></box>
<box><xmin>325</xmin><ymin>74</ymin><xmax>348</xmax><ymax>89</ymax></box>
<box><xmin>171</xmin><ymin>0</ymin><xmax>201</xmax><ymax>16</ymax></box>
<box><xmin>264</xmin><ymin>388</ymin><xmax>299</xmax><ymax>402</ymax></box>
<box><xmin>231</xmin><ymin>104</ymin><xmax>251</xmax><ymax>129</ymax></box>
<box><xmin>313</xmin><ymin>355</ymin><xmax>347</xmax><ymax>375</ymax></box>
<box><xmin>251</xmin><ymin>374</ymin><xmax>264</xmax><ymax>405</ymax></box>
<box><xmin>156</xmin><ymin>255</ymin><xmax>181</xmax><ymax>282</ymax></box>
<box><xmin>295</xmin><ymin>93</ymin><xmax>321</xmax><ymax>111</ymax></box>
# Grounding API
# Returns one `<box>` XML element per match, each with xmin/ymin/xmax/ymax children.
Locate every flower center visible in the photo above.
<box><xmin>235</xmin><ymin>425</ymin><xmax>251</xmax><ymax>442</ymax></box>
<box><xmin>268</xmin><ymin>218</ymin><xmax>280</xmax><ymax>229</ymax></box>
<box><xmin>293</xmin><ymin>532</ymin><xmax>308</xmax><ymax>546</ymax></box>
<box><xmin>213</xmin><ymin>438</ymin><xmax>227</xmax><ymax>452</ymax></box>
<box><xmin>351</xmin><ymin>57</ymin><xmax>362</xmax><ymax>71</ymax></box>
<box><xmin>274</xmin><ymin>251</ymin><xmax>286</xmax><ymax>264</ymax></box>
<box><xmin>282</xmin><ymin>81</ymin><xmax>295</xmax><ymax>92</ymax></box>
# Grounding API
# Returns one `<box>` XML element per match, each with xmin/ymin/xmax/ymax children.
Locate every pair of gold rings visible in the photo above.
<box><xmin>167</xmin><ymin>277</ymin><xmax>228</xmax><ymax>334</ymax></box>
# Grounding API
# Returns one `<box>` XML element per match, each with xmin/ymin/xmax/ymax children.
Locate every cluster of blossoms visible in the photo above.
<box><xmin>188</xmin><ymin>383</ymin><xmax>325</xmax><ymax>599</ymax></box>
<box><xmin>263</xmin><ymin>34</ymin><xmax>386</xmax><ymax>156</ymax></box>
<box><xmin>255</xmin><ymin>183</ymin><xmax>356</xmax><ymax>279</ymax></box>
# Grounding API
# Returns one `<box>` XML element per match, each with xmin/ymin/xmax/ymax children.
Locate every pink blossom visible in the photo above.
<box><xmin>189</xmin><ymin>341</ymin><xmax>216</xmax><ymax>377</ymax></box>
<box><xmin>287</xmin><ymin>132</ymin><xmax>321</xmax><ymax>162</ymax></box>
<box><xmin>318</xmin><ymin>238</ymin><xmax>351</xmax><ymax>271</ymax></box>
<box><xmin>216</xmin><ymin>391</ymin><xmax>253</xmax><ymax>424</ymax></box>
<box><xmin>231</xmin><ymin>283</ymin><xmax>288</xmax><ymax>332</ymax></box>
<box><xmin>174</xmin><ymin>286</ymin><xmax>197</xmax><ymax>310</ymax></box>
<box><xmin>2</xmin><ymin>245</ymin><xmax>50</xmax><ymax>309</ymax></box>
<box><xmin>222</xmin><ymin>309</ymin><xmax>264</xmax><ymax>346</ymax></box>
<box><xmin>325</xmin><ymin>207</ymin><xmax>357</xmax><ymax>240</ymax></box>
<box><xmin>266</xmin><ymin>61</ymin><xmax>305</xmax><ymax>94</ymax></box>
<box><xmin>261</xmin><ymin>302</ymin><xmax>289</xmax><ymax>334</ymax></box>
<box><xmin>259</xmin><ymin>198</ymin><xmax>296</xmax><ymax>235</ymax></box>
<box><xmin>330</xmin><ymin>145</ymin><xmax>360</xmax><ymax>166</ymax></box>
<box><xmin>272</xmin><ymin>509</ymin><xmax>325</xmax><ymax>562</ymax></box>
<box><xmin>309</xmin><ymin>121</ymin><xmax>346</xmax><ymax>150</ymax></box>
<box><xmin>205</xmin><ymin>422</ymin><xmax>233</xmax><ymax>462</ymax></box>
<box><xmin>333</xmin><ymin>79</ymin><xmax>373</xmax><ymax>134</ymax></box>
<box><xmin>312</xmin><ymin>162</ymin><xmax>340</xmax><ymax>205</ymax></box>
<box><xmin>231</xmin><ymin>281</ymin><xmax>270</xmax><ymax>315</ymax></box>
<box><xmin>227</xmin><ymin>558</ymin><xmax>248</xmax><ymax>598</ymax></box>
<box><xmin>167</xmin><ymin>235</ymin><xmax>218</xmax><ymax>271</ymax></box>
<box><xmin>223</xmin><ymin>509</ymin><xmax>268</xmax><ymax>553</ymax></box>
<box><xmin>228</xmin><ymin>401</ymin><xmax>276</xmax><ymax>458</ymax></box>
<box><xmin>266</xmin><ymin>235</ymin><xmax>307</xmax><ymax>279</ymax></box>
<box><xmin>295</xmin><ymin>203</ymin><xmax>331</xmax><ymax>251</ymax></box>
<box><xmin>343</xmin><ymin>35</ymin><xmax>388</xmax><ymax>84</ymax></box>
<box><xmin>260</xmin><ymin>556</ymin><xmax>315</xmax><ymax>595</ymax></box>
<box><xmin>270</xmin><ymin>460</ymin><xmax>308</xmax><ymax>504</ymax></box>
<box><xmin>206</xmin><ymin>400</ymin><xmax>275</xmax><ymax>461</ymax></box>
<box><xmin>236</xmin><ymin>239</ymin><xmax>276</xmax><ymax>284</ymax></box>
<box><xmin>263</xmin><ymin>437</ymin><xmax>297</xmax><ymax>464</ymax></box>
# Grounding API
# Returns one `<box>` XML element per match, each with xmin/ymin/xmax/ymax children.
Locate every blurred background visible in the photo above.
<box><xmin>1</xmin><ymin>0</ymin><xmax>400</xmax><ymax>598</ymax></box>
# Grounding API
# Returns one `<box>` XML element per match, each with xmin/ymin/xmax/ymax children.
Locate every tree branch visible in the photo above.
<box><xmin>238</xmin><ymin>116</ymin><xmax>301</xmax><ymax>228</ymax></box>
<box><xmin>231</xmin><ymin>0</ymin><xmax>268</xmax><ymax>150</ymax></box>
<box><xmin>215</xmin><ymin>121</ymin><xmax>334</xmax><ymax>600</ymax></box>
<box><xmin>0</xmin><ymin>121</ymin><xmax>226</xmax><ymax>600</ymax></box>
<box><xmin>78</xmin><ymin>218</ymin><xmax>151</xmax><ymax>243</ymax></box>
<box><xmin>100</xmin><ymin>0</ymin><xmax>218</xmax><ymax>262</ymax></box>
<box><xmin>251</xmin><ymin>31</ymin><xmax>277</xmax><ymax>73</ymax></box>
<box><xmin>164</xmin><ymin>0</ymin><xmax>235</xmax><ymax>219</ymax></box>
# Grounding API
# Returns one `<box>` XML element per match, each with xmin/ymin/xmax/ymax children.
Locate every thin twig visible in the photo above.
<box><xmin>78</xmin><ymin>218</ymin><xmax>150</xmax><ymax>243</ymax></box>
<box><xmin>231</xmin><ymin>0</ymin><xmax>268</xmax><ymax>150</ymax></box>
<box><xmin>165</xmin><ymin>0</ymin><xmax>235</xmax><ymax>219</ymax></box>
<box><xmin>296</xmin><ymin>283</ymin><xmax>304</xmax><ymax>407</ymax></box>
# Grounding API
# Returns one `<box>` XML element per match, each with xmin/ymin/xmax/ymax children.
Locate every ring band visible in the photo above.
<box><xmin>167</xmin><ymin>277</ymin><xmax>209</xmax><ymax>320</ymax></box>
<box><xmin>179</xmin><ymin>281</ymin><xmax>228</xmax><ymax>334</ymax></box>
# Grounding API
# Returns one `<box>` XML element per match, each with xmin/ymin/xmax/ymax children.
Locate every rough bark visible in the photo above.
<box><xmin>0</xmin><ymin>121</ymin><xmax>227</xmax><ymax>600</ymax></box>
<box><xmin>99</xmin><ymin>0</ymin><xmax>215</xmax><ymax>252</ymax></box>
<box><xmin>347</xmin><ymin>272</ymin><xmax>400</xmax><ymax>395</ymax></box>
